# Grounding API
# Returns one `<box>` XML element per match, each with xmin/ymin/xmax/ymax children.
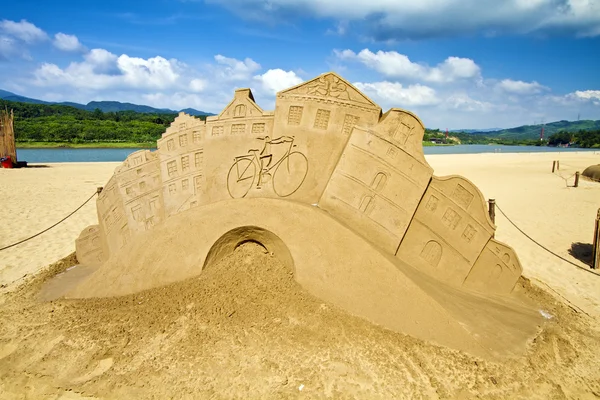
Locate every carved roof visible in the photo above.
<box><xmin>278</xmin><ymin>72</ymin><xmax>380</xmax><ymax>110</ymax></box>
<box><xmin>218</xmin><ymin>88</ymin><xmax>264</xmax><ymax>120</ymax></box>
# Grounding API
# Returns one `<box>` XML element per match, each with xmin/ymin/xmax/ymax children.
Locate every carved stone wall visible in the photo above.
<box><xmin>76</xmin><ymin>71</ymin><xmax>523</xmax><ymax>296</ymax></box>
<box><xmin>396</xmin><ymin>176</ymin><xmax>496</xmax><ymax>287</ymax></box>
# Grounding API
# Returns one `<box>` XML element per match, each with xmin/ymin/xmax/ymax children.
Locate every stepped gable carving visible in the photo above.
<box><xmin>76</xmin><ymin>71</ymin><xmax>525</xmax><ymax>301</ymax></box>
<box><xmin>463</xmin><ymin>239</ymin><xmax>523</xmax><ymax>295</ymax></box>
<box><xmin>396</xmin><ymin>175</ymin><xmax>496</xmax><ymax>286</ymax></box>
<box><xmin>278</xmin><ymin>73</ymin><xmax>379</xmax><ymax>110</ymax></box>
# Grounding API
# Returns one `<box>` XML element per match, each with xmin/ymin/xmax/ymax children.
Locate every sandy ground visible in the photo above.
<box><xmin>0</xmin><ymin>162</ymin><xmax>119</xmax><ymax>288</ymax></box>
<box><xmin>1</xmin><ymin>152</ymin><xmax>600</xmax><ymax>399</ymax></box>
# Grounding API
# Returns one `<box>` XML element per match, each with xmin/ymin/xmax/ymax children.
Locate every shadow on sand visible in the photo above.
<box><xmin>569</xmin><ymin>242</ymin><xmax>594</xmax><ymax>266</ymax></box>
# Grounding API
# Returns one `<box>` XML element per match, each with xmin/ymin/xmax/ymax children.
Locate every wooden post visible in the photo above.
<box><xmin>488</xmin><ymin>199</ymin><xmax>496</xmax><ymax>225</ymax></box>
<box><xmin>0</xmin><ymin>108</ymin><xmax>16</xmax><ymax>165</ymax></box>
<box><xmin>574</xmin><ymin>172</ymin><xmax>580</xmax><ymax>188</ymax></box>
<box><xmin>552</xmin><ymin>161</ymin><xmax>556</xmax><ymax>173</ymax></box>
<box><xmin>593</xmin><ymin>209</ymin><xmax>600</xmax><ymax>269</ymax></box>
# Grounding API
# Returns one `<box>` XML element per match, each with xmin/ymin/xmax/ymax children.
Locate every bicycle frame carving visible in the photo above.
<box><xmin>227</xmin><ymin>135</ymin><xmax>308</xmax><ymax>198</ymax></box>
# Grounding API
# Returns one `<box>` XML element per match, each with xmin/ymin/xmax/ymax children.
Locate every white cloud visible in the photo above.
<box><xmin>254</xmin><ymin>69</ymin><xmax>303</xmax><ymax>94</ymax></box>
<box><xmin>337</xmin><ymin>49</ymin><xmax>481</xmax><ymax>83</ymax></box>
<box><xmin>53</xmin><ymin>33</ymin><xmax>85</xmax><ymax>52</ymax></box>
<box><xmin>33</xmin><ymin>49</ymin><xmax>189</xmax><ymax>91</ymax></box>
<box><xmin>354</xmin><ymin>81</ymin><xmax>440</xmax><ymax>107</ymax></box>
<box><xmin>569</xmin><ymin>90</ymin><xmax>600</xmax><ymax>101</ymax></box>
<box><xmin>497</xmin><ymin>79</ymin><xmax>549</xmax><ymax>94</ymax></box>
<box><xmin>0</xmin><ymin>19</ymin><xmax>48</xmax><ymax>43</ymax></box>
<box><xmin>207</xmin><ymin>0</ymin><xmax>600</xmax><ymax>39</ymax></box>
<box><xmin>189</xmin><ymin>78</ymin><xmax>207</xmax><ymax>92</ymax></box>
<box><xmin>214</xmin><ymin>54</ymin><xmax>261</xmax><ymax>80</ymax></box>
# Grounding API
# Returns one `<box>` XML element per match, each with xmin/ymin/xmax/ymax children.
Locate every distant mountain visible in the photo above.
<box><xmin>469</xmin><ymin>119</ymin><xmax>600</xmax><ymax>140</ymax></box>
<box><xmin>450</xmin><ymin>128</ymin><xmax>502</xmax><ymax>133</ymax></box>
<box><xmin>0</xmin><ymin>89</ymin><xmax>215</xmax><ymax>116</ymax></box>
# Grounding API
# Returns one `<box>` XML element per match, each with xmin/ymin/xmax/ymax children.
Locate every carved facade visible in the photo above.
<box><xmin>78</xmin><ymin>72</ymin><xmax>522</xmax><ymax>295</ymax></box>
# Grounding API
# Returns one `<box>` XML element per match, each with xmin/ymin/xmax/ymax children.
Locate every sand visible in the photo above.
<box><xmin>1</xmin><ymin>152</ymin><xmax>600</xmax><ymax>398</ymax></box>
<box><xmin>0</xmin><ymin>162</ymin><xmax>119</xmax><ymax>289</ymax></box>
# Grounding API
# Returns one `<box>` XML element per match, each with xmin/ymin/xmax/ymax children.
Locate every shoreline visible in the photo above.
<box><xmin>16</xmin><ymin>141</ymin><xmax>156</xmax><ymax>149</ymax></box>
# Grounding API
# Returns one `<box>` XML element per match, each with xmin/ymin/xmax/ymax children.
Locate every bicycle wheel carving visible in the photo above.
<box><xmin>273</xmin><ymin>152</ymin><xmax>308</xmax><ymax>197</ymax></box>
<box><xmin>227</xmin><ymin>158</ymin><xmax>256</xmax><ymax>199</ymax></box>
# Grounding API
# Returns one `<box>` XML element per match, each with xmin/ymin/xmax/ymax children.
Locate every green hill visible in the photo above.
<box><xmin>473</xmin><ymin>119</ymin><xmax>600</xmax><ymax>140</ymax></box>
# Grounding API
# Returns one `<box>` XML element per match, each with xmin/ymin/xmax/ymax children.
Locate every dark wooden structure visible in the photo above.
<box><xmin>0</xmin><ymin>108</ymin><xmax>16</xmax><ymax>166</ymax></box>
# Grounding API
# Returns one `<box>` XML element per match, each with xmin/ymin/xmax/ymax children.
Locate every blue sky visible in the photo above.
<box><xmin>1</xmin><ymin>0</ymin><xmax>599</xmax><ymax>129</ymax></box>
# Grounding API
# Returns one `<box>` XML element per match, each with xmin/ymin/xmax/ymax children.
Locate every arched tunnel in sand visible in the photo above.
<box><xmin>62</xmin><ymin>72</ymin><xmax>543</xmax><ymax>360</ymax></box>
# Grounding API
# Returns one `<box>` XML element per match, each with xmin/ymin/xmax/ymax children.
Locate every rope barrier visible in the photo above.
<box><xmin>495</xmin><ymin>203</ymin><xmax>598</xmax><ymax>276</ymax></box>
<box><xmin>0</xmin><ymin>188</ymin><xmax>101</xmax><ymax>252</ymax></box>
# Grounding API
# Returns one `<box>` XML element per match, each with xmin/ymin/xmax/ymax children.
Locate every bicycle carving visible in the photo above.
<box><xmin>227</xmin><ymin>135</ymin><xmax>308</xmax><ymax>198</ymax></box>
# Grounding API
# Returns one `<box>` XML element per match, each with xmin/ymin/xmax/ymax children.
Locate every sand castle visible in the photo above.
<box><xmin>71</xmin><ymin>72</ymin><xmax>532</xmax><ymax>357</ymax></box>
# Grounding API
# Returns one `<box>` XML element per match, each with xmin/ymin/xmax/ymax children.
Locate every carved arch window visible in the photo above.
<box><xmin>420</xmin><ymin>241</ymin><xmax>442</xmax><ymax>267</ymax></box>
<box><xmin>370</xmin><ymin>172</ymin><xmax>388</xmax><ymax>192</ymax></box>
<box><xmin>234</xmin><ymin>104</ymin><xmax>247</xmax><ymax>118</ymax></box>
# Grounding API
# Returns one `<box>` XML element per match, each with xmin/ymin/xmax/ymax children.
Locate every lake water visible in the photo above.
<box><xmin>15</xmin><ymin>145</ymin><xmax>598</xmax><ymax>163</ymax></box>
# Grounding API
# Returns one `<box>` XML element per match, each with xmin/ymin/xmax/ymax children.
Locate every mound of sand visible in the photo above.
<box><xmin>1</xmin><ymin>245</ymin><xmax>600</xmax><ymax>399</ymax></box>
<box><xmin>582</xmin><ymin>164</ymin><xmax>600</xmax><ymax>182</ymax></box>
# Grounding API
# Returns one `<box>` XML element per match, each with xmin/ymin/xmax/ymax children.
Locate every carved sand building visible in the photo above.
<box><xmin>73</xmin><ymin>72</ymin><xmax>529</xmax><ymax>357</ymax></box>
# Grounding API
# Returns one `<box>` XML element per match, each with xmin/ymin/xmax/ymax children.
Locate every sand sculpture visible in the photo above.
<box><xmin>72</xmin><ymin>72</ymin><xmax>530</xmax><ymax>357</ymax></box>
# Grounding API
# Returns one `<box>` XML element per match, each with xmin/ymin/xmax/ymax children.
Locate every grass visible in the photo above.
<box><xmin>16</xmin><ymin>141</ymin><xmax>157</xmax><ymax>149</ymax></box>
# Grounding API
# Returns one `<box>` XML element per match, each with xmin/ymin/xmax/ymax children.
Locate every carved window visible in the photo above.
<box><xmin>179</xmin><ymin>134</ymin><xmax>188</xmax><ymax>147</ymax></box>
<box><xmin>451</xmin><ymin>184</ymin><xmax>474</xmax><ymax>209</ymax></box>
<box><xmin>133</xmin><ymin>156</ymin><xmax>142</xmax><ymax>166</ymax></box>
<box><xmin>420</xmin><ymin>241</ymin><xmax>442</xmax><ymax>267</ymax></box>
<box><xmin>167</xmin><ymin>160</ymin><xmax>177</xmax><ymax>177</ymax></box>
<box><xmin>212</xmin><ymin>126</ymin><xmax>224</xmax><ymax>136</ymax></box>
<box><xmin>342</xmin><ymin>114</ymin><xmax>360</xmax><ymax>135</ymax></box>
<box><xmin>194</xmin><ymin>175</ymin><xmax>203</xmax><ymax>194</ymax></box>
<box><xmin>231</xmin><ymin>124</ymin><xmax>246</xmax><ymax>135</ymax></box>
<box><xmin>190</xmin><ymin>201</ymin><xmax>198</xmax><ymax>208</ymax></box>
<box><xmin>167</xmin><ymin>139</ymin><xmax>175</xmax><ymax>151</ymax></box>
<box><xmin>252</xmin><ymin>123</ymin><xmax>265</xmax><ymax>134</ymax></box>
<box><xmin>234</xmin><ymin>104</ymin><xmax>247</xmax><ymax>117</ymax></box>
<box><xmin>149</xmin><ymin>196</ymin><xmax>159</xmax><ymax>212</ymax></box>
<box><xmin>394</xmin><ymin>121</ymin><xmax>416</xmax><ymax>145</ymax></box>
<box><xmin>131</xmin><ymin>205</ymin><xmax>142</xmax><ymax>222</ymax></box>
<box><xmin>288</xmin><ymin>106</ymin><xmax>303</xmax><ymax>125</ymax></box>
<box><xmin>139</xmin><ymin>181</ymin><xmax>146</xmax><ymax>190</ymax></box>
<box><xmin>178</xmin><ymin>122</ymin><xmax>187</xmax><ymax>130</ymax></box>
<box><xmin>145</xmin><ymin>217</ymin><xmax>155</xmax><ymax>230</ymax></box>
<box><xmin>125</xmin><ymin>186</ymin><xmax>133</xmax><ymax>195</ymax></box>
<box><xmin>182</xmin><ymin>179</ymin><xmax>189</xmax><ymax>191</ymax></box>
<box><xmin>136</xmin><ymin>168</ymin><xmax>142</xmax><ymax>175</ymax></box>
<box><xmin>386</xmin><ymin>146</ymin><xmax>397</xmax><ymax>159</ymax></box>
<box><xmin>195</xmin><ymin>151</ymin><xmax>203</xmax><ymax>168</ymax></box>
<box><xmin>192</xmin><ymin>130</ymin><xmax>202</xmax><ymax>143</ymax></box>
<box><xmin>462</xmin><ymin>225</ymin><xmax>477</xmax><ymax>243</ymax></box>
<box><xmin>442</xmin><ymin>208</ymin><xmax>461</xmax><ymax>230</ymax></box>
<box><xmin>359</xmin><ymin>195</ymin><xmax>374</xmax><ymax>214</ymax></box>
<box><xmin>168</xmin><ymin>184</ymin><xmax>176</xmax><ymax>195</ymax></box>
<box><xmin>314</xmin><ymin>109</ymin><xmax>331</xmax><ymax>130</ymax></box>
<box><xmin>181</xmin><ymin>156</ymin><xmax>190</xmax><ymax>172</ymax></box>
<box><xmin>425</xmin><ymin>195</ymin><xmax>439</xmax><ymax>212</ymax></box>
<box><xmin>370</xmin><ymin>172</ymin><xmax>387</xmax><ymax>191</ymax></box>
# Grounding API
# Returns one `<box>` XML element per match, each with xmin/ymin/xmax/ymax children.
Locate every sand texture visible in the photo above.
<box><xmin>0</xmin><ymin>162</ymin><xmax>119</xmax><ymax>288</ymax></box>
<box><xmin>1</xmin><ymin>152</ymin><xmax>600</xmax><ymax>398</ymax></box>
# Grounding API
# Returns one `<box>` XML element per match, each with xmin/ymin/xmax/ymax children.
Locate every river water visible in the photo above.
<box><xmin>15</xmin><ymin>145</ymin><xmax>598</xmax><ymax>163</ymax></box>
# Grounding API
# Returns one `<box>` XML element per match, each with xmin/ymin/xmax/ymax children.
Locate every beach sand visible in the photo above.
<box><xmin>1</xmin><ymin>152</ymin><xmax>600</xmax><ymax>399</ymax></box>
